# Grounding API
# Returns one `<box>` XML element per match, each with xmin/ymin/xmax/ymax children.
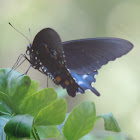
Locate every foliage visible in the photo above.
<box><xmin>0</xmin><ymin>68</ymin><xmax>121</xmax><ymax>140</ymax></box>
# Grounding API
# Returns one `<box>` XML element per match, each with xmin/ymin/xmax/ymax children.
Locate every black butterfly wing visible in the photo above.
<box><xmin>63</xmin><ymin>38</ymin><xmax>133</xmax><ymax>74</ymax></box>
<box><xmin>30</xmin><ymin>29</ymin><xmax>133</xmax><ymax>97</ymax></box>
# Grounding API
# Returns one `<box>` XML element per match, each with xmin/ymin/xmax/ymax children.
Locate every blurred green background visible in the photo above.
<box><xmin>0</xmin><ymin>0</ymin><xmax>139</xmax><ymax>139</ymax></box>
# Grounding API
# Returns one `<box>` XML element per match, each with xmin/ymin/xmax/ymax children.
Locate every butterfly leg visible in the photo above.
<box><xmin>16</xmin><ymin>64</ymin><xmax>32</xmax><ymax>78</ymax></box>
<box><xmin>11</xmin><ymin>53</ymin><xmax>33</xmax><ymax>71</ymax></box>
<box><xmin>7</xmin><ymin>54</ymin><xmax>27</xmax><ymax>75</ymax></box>
<box><xmin>24</xmin><ymin>64</ymin><xmax>32</xmax><ymax>75</ymax></box>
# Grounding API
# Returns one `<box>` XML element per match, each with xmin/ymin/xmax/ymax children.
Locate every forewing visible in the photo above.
<box><xmin>63</xmin><ymin>38</ymin><xmax>133</xmax><ymax>74</ymax></box>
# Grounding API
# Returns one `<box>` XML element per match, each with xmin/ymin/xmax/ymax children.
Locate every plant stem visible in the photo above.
<box><xmin>32</xmin><ymin>127</ymin><xmax>40</xmax><ymax>140</ymax></box>
<box><xmin>6</xmin><ymin>135</ymin><xmax>10</xmax><ymax>140</ymax></box>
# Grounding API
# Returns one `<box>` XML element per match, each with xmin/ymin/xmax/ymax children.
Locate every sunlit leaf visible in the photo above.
<box><xmin>63</xmin><ymin>101</ymin><xmax>96</xmax><ymax>140</ymax></box>
<box><xmin>20</xmin><ymin>88</ymin><xmax>57</xmax><ymax>116</ymax></box>
<box><xmin>34</xmin><ymin>99</ymin><xmax>67</xmax><ymax>126</ymax></box>
<box><xmin>35</xmin><ymin>125</ymin><xmax>60</xmax><ymax>139</ymax></box>
<box><xmin>25</xmin><ymin>80</ymin><xmax>39</xmax><ymax>98</ymax></box>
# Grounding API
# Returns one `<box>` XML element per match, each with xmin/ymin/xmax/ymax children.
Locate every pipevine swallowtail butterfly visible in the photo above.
<box><xmin>10</xmin><ymin>25</ymin><xmax>133</xmax><ymax>97</ymax></box>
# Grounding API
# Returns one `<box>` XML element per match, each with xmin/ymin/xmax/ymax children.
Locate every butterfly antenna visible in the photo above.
<box><xmin>9</xmin><ymin>22</ymin><xmax>31</xmax><ymax>44</ymax></box>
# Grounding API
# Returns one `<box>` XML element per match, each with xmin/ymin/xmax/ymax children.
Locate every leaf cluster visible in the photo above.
<box><xmin>0</xmin><ymin>69</ymin><xmax>121</xmax><ymax>140</ymax></box>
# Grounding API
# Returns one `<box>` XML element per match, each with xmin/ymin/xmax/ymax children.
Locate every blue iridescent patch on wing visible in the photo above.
<box><xmin>70</xmin><ymin>70</ymin><xmax>100</xmax><ymax>96</ymax></box>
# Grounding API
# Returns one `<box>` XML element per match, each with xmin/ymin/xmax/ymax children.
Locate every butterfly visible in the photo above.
<box><xmin>24</xmin><ymin>28</ymin><xmax>133</xmax><ymax>97</ymax></box>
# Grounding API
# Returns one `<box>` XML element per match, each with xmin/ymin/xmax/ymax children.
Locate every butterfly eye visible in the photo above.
<box><xmin>26</xmin><ymin>45</ymin><xmax>31</xmax><ymax>55</ymax></box>
<box><xmin>26</xmin><ymin>50</ymin><xmax>30</xmax><ymax>55</ymax></box>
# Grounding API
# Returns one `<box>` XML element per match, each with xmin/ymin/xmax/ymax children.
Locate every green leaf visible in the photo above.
<box><xmin>0</xmin><ymin>69</ymin><xmax>7</xmax><ymax>94</ymax></box>
<box><xmin>0</xmin><ymin>91</ymin><xmax>20</xmax><ymax>114</ymax></box>
<box><xmin>35</xmin><ymin>126</ymin><xmax>60</xmax><ymax>139</ymax></box>
<box><xmin>7</xmin><ymin>74</ymin><xmax>31</xmax><ymax>105</ymax></box>
<box><xmin>63</xmin><ymin>101</ymin><xmax>96</xmax><ymax>140</ymax></box>
<box><xmin>34</xmin><ymin>99</ymin><xmax>67</xmax><ymax>126</ymax></box>
<box><xmin>0</xmin><ymin>68</ymin><xmax>31</xmax><ymax>106</ymax></box>
<box><xmin>97</xmin><ymin>112</ymin><xmax>121</xmax><ymax>132</ymax></box>
<box><xmin>11</xmin><ymin>75</ymin><xmax>31</xmax><ymax>105</ymax></box>
<box><xmin>0</xmin><ymin>115</ymin><xmax>12</xmax><ymax>139</ymax></box>
<box><xmin>4</xmin><ymin>114</ymin><xmax>34</xmax><ymax>138</ymax></box>
<box><xmin>25</xmin><ymin>80</ymin><xmax>39</xmax><ymax>98</ymax></box>
<box><xmin>20</xmin><ymin>88</ymin><xmax>57</xmax><ymax>116</ymax></box>
<box><xmin>0</xmin><ymin>102</ymin><xmax>11</xmax><ymax>115</ymax></box>
<box><xmin>6</xmin><ymin>69</ymin><xmax>30</xmax><ymax>96</ymax></box>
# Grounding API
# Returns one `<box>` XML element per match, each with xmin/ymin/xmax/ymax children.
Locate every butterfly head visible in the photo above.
<box><xmin>26</xmin><ymin>43</ymin><xmax>32</xmax><ymax>55</ymax></box>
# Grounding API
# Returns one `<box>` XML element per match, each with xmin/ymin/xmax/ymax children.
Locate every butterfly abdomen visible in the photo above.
<box><xmin>54</xmin><ymin>69</ymin><xmax>81</xmax><ymax>97</ymax></box>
